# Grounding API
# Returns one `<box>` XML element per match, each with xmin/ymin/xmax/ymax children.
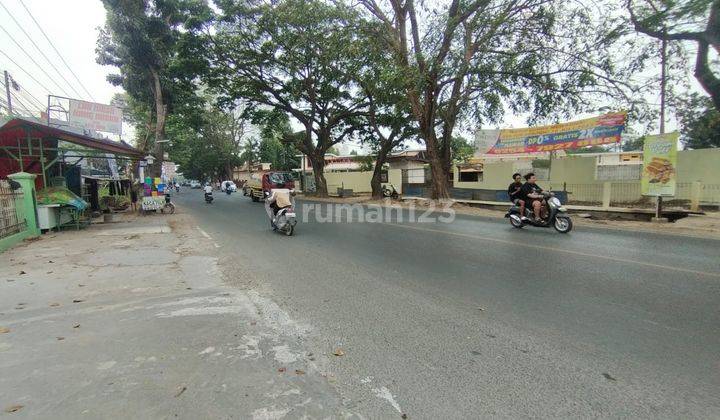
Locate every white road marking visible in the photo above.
<box><xmin>198</xmin><ymin>346</ymin><xmax>215</xmax><ymax>355</ymax></box>
<box><xmin>196</xmin><ymin>227</ymin><xmax>212</xmax><ymax>239</ymax></box>
<box><xmin>372</xmin><ymin>386</ymin><xmax>403</xmax><ymax>413</ymax></box>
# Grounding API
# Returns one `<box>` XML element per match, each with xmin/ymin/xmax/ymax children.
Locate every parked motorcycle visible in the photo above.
<box><xmin>505</xmin><ymin>191</ymin><xmax>572</xmax><ymax>233</ymax></box>
<box><xmin>161</xmin><ymin>193</ymin><xmax>176</xmax><ymax>214</ymax></box>
<box><xmin>382</xmin><ymin>183</ymin><xmax>399</xmax><ymax>199</ymax></box>
<box><xmin>264</xmin><ymin>189</ymin><xmax>297</xmax><ymax>236</ymax></box>
<box><xmin>204</xmin><ymin>192</ymin><xmax>214</xmax><ymax>204</ymax></box>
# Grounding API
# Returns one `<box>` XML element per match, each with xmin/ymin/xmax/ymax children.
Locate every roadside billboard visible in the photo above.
<box><xmin>68</xmin><ymin>99</ymin><xmax>123</xmax><ymax>135</ymax></box>
<box><xmin>475</xmin><ymin>112</ymin><xmax>627</xmax><ymax>155</ymax></box>
<box><xmin>641</xmin><ymin>132</ymin><xmax>678</xmax><ymax>197</ymax></box>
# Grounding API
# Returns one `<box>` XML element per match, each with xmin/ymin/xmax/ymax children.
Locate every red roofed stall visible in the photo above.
<box><xmin>0</xmin><ymin>118</ymin><xmax>142</xmax><ymax>190</ymax></box>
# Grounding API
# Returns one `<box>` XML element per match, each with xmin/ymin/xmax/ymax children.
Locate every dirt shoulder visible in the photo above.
<box><xmin>299</xmin><ymin>194</ymin><xmax>720</xmax><ymax>240</ymax></box>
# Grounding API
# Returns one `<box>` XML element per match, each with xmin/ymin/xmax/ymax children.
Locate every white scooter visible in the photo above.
<box><xmin>264</xmin><ymin>189</ymin><xmax>297</xmax><ymax>236</ymax></box>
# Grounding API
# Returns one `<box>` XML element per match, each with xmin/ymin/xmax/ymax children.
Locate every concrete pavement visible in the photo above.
<box><xmin>176</xmin><ymin>190</ymin><xmax>720</xmax><ymax>419</ymax></box>
<box><xmin>0</xmin><ymin>215</ymin><xmax>360</xmax><ymax>419</ymax></box>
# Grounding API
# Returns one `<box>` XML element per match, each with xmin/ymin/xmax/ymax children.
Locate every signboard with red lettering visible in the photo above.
<box><xmin>68</xmin><ymin>99</ymin><xmax>123</xmax><ymax>135</ymax></box>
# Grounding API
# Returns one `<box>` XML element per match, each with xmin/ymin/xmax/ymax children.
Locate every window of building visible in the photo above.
<box><xmin>459</xmin><ymin>171</ymin><xmax>482</xmax><ymax>182</ymax></box>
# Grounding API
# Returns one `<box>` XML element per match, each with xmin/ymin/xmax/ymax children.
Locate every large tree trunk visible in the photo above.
<box><xmin>309</xmin><ymin>152</ymin><xmax>328</xmax><ymax>197</ymax></box>
<box><xmin>695</xmin><ymin>40</ymin><xmax>720</xmax><ymax>111</ymax></box>
<box><xmin>149</xmin><ymin>67</ymin><xmax>167</xmax><ymax>177</ymax></box>
<box><xmin>371</xmin><ymin>140</ymin><xmax>393</xmax><ymax>199</ymax></box>
<box><xmin>421</xmin><ymin>126</ymin><xmax>451</xmax><ymax>200</ymax></box>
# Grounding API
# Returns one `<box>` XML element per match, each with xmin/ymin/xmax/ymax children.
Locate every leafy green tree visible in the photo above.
<box><xmin>629</xmin><ymin>0</ymin><xmax>720</xmax><ymax>111</ymax></box>
<box><xmin>254</xmin><ymin>110</ymin><xmax>300</xmax><ymax>171</ymax></box>
<box><xmin>205</xmin><ymin>0</ymin><xmax>368</xmax><ymax>196</ymax></box>
<box><xmin>167</xmin><ymin>104</ymin><xmax>246</xmax><ymax>182</ymax></box>
<box><xmin>97</xmin><ymin>0</ymin><xmax>212</xmax><ymax>175</ymax></box>
<box><xmin>622</xmin><ymin>136</ymin><xmax>646</xmax><ymax>152</ymax></box>
<box><xmin>675</xmin><ymin>93</ymin><xmax>720</xmax><ymax>148</ymax></box>
<box><xmin>451</xmin><ymin>136</ymin><xmax>474</xmax><ymax>164</ymax></box>
<box><xmin>361</xmin><ymin>0</ymin><xmax>647</xmax><ymax>198</ymax></box>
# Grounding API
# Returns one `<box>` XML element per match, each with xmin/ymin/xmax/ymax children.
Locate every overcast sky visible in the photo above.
<box><xmin>0</xmin><ymin>0</ymin><xmax>696</xmax><ymax>154</ymax></box>
<box><xmin>0</xmin><ymin>0</ymin><xmax>121</xmax><ymax>111</ymax></box>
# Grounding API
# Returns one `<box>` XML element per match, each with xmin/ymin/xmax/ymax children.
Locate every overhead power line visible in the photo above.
<box><xmin>16</xmin><ymin>0</ymin><xmax>97</xmax><ymax>101</ymax></box>
<box><xmin>1</xmin><ymin>68</ymin><xmax>47</xmax><ymax>110</ymax></box>
<box><xmin>0</xmin><ymin>1</ymin><xmax>84</xmax><ymax>99</ymax></box>
<box><xmin>0</xmin><ymin>47</ymin><xmax>54</xmax><ymax>94</ymax></box>
<box><xmin>0</xmin><ymin>23</ymin><xmax>71</xmax><ymax>97</ymax></box>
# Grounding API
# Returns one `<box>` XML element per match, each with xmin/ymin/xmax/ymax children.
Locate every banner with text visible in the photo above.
<box><xmin>68</xmin><ymin>99</ymin><xmax>123</xmax><ymax>135</ymax></box>
<box><xmin>475</xmin><ymin>112</ymin><xmax>627</xmax><ymax>155</ymax></box>
<box><xmin>641</xmin><ymin>132</ymin><xmax>678</xmax><ymax>197</ymax></box>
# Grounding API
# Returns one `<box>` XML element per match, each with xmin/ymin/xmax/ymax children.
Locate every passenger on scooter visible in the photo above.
<box><xmin>521</xmin><ymin>173</ymin><xmax>544</xmax><ymax>222</ymax></box>
<box><xmin>507</xmin><ymin>173</ymin><xmax>527</xmax><ymax>220</ymax></box>
<box><xmin>265</xmin><ymin>190</ymin><xmax>293</xmax><ymax>228</ymax></box>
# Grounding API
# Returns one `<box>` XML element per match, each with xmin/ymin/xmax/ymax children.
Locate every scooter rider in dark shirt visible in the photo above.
<box><xmin>521</xmin><ymin>172</ymin><xmax>544</xmax><ymax>222</ymax></box>
<box><xmin>507</xmin><ymin>173</ymin><xmax>527</xmax><ymax>220</ymax></box>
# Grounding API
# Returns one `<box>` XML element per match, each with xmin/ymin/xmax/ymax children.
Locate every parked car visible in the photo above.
<box><xmin>189</xmin><ymin>181</ymin><xmax>201</xmax><ymax>189</ymax></box>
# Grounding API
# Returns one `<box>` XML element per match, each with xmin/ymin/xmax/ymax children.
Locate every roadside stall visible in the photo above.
<box><xmin>0</xmin><ymin>117</ymin><xmax>143</xmax><ymax>226</ymax></box>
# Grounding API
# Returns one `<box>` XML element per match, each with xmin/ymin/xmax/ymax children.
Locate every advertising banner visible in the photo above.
<box><xmin>641</xmin><ymin>132</ymin><xmax>678</xmax><ymax>197</ymax></box>
<box><xmin>475</xmin><ymin>112</ymin><xmax>627</xmax><ymax>155</ymax></box>
<box><xmin>68</xmin><ymin>99</ymin><xmax>123</xmax><ymax>135</ymax></box>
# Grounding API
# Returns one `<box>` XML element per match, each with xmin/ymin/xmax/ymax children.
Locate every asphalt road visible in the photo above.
<box><xmin>175</xmin><ymin>190</ymin><xmax>720</xmax><ymax>419</ymax></box>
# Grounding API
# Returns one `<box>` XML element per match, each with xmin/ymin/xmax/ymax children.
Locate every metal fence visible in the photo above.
<box><xmin>0</xmin><ymin>180</ymin><xmax>26</xmax><ymax>239</ymax></box>
<box><xmin>560</xmin><ymin>182</ymin><xmax>720</xmax><ymax>207</ymax></box>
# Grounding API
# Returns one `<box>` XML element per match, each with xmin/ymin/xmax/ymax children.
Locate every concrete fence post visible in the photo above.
<box><xmin>8</xmin><ymin>172</ymin><xmax>40</xmax><ymax>237</ymax></box>
<box><xmin>602</xmin><ymin>182</ymin><xmax>612</xmax><ymax>208</ymax></box>
<box><xmin>690</xmin><ymin>181</ymin><xmax>702</xmax><ymax>212</ymax></box>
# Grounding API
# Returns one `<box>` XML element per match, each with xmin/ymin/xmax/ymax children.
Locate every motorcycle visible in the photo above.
<box><xmin>382</xmin><ymin>183</ymin><xmax>399</xmax><ymax>199</ymax></box>
<box><xmin>225</xmin><ymin>188</ymin><xmax>232</xmax><ymax>196</ymax></box>
<box><xmin>505</xmin><ymin>191</ymin><xmax>573</xmax><ymax>233</ymax></box>
<box><xmin>264</xmin><ymin>189</ymin><xmax>297</xmax><ymax>236</ymax></box>
<box><xmin>204</xmin><ymin>192</ymin><xmax>214</xmax><ymax>204</ymax></box>
<box><xmin>161</xmin><ymin>193</ymin><xmax>176</xmax><ymax>214</ymax></box>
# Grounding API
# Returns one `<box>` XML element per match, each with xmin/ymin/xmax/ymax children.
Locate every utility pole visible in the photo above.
<box><xmin>4</xmin><ymin>70</ymin><xmax>12</xmax><ymax>114</ymax></box>
<box><xmin>656</xmin><ymin>34</ymin><xmax>667</xmax><ymax>220</ymax></box>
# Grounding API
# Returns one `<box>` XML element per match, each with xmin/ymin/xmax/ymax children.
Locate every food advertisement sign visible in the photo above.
<box><xmin>641</xmin><ymin>132</ymin><xmax>678</xmax><ymax>197</ymax></box>
<box><xmin>476</xmin><ymin>112</ymin><xmax>627</xmax><ymax>154</ymax></box>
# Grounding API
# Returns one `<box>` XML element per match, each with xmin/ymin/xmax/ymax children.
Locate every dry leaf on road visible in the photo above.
<box><xmin>73</xmin><ymin>324</ymin><xmax>80</xmax><ymax>329</ymax></box>
<box><xmin>174</xmin><ymin>385</ymin><xmax>187</xmax><ymax>397</ymax></box>
<box><xmin>295</xmin><ymin>369</ymin><xmax>305</xmax><ymax>375</ymax></box>
<box><xmin>0</xmin><ymin>327</ymin><xmax>9</xmax><ymax>333</ymax></box>
<box><xmin>278</xmin><ymin>367</ymin><xmax>286</xmax><ymax>373</ymax></box>
<box><xmin>333</xmin><ymin>349</ymin><xmax>345</xmax><ymax>356</ymax></box>
<box><xmin>72</xmin><ymin>299</ymin><xmax>84</xmax><ymax>303</ymax></box>
<box><xmin>4</xmin><ymin>405</ymin><xmax>23</xmax><ymax>413</ymax></box>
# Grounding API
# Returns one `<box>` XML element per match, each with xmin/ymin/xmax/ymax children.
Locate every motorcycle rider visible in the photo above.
<box><xmin>521</xmin><ymin>172</ymin><xmax>544</xmax><ymax>222</ymax></box>
<box><xmin>203</xmin><ymin>183</ymin><xmax>213</xmax><ymax>200</ymax></box>
<box><xmin>507</xmin><ymin>173</ymin><xmax>527</xmax><ymax>220</ymax></box>
<box><xmin>265</xmin><ymin>189</ymin><xmax>293</xmax><ymax>228</ymax></box>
